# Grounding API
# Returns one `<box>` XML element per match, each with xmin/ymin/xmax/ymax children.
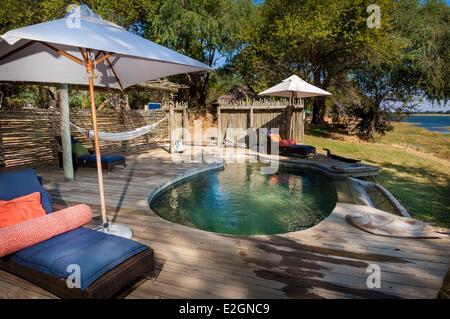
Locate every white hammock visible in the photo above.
<box><xmin>70</xmin><ymin>117</ymin><xmax>168</xmax><ymax>142</ymax></box>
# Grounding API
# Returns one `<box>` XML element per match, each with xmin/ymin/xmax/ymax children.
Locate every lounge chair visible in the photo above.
<box><xmin>267</xmin><ymin>132</ymin><xmax>316</xmax><ymax>157</ymax></box>
<box><xmin>55</xmin><ymin>136</ymin><xmax>126</xmax><ymax>173</ymax></box>
<box><xmin>0</xmin><ymin>169</ymin><xmax>154</xmax><ymax>298</ymax></box>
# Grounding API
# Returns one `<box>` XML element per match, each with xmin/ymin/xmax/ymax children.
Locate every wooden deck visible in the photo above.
<box><xmin>0</xmin><ymin>148</ymin><xmax>449</xmax><ymax>299</ymax></box>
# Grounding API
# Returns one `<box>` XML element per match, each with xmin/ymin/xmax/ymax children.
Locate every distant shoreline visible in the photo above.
<box><xmin>393</xmin><ymin>113</ymin><xmax>450</xmax><ymax>117</ymax></box>
<box><xmin>399</xmin><ymin>114</ymin><xmax>450</xmax><ymax>134</ymax></box>
<box><xmin>410</xmin><ymin>113</ymin><xmax>450</xmax><ymax>116</ymax></box>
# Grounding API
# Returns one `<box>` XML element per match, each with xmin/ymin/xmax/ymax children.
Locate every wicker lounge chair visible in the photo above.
<box><xmin>56</xmin><ymin>136</ymin><xmax>126</xmax><ymax>173</ymax></box>
<box><xmin>267</xmin><ymin>132</ymin><xmax>316</xmax><ymax>157</ymax></box>
<box><xmin>0</xmin><ymin>169</ymin><xmax>154</xmax><ymax>299</ymax></box>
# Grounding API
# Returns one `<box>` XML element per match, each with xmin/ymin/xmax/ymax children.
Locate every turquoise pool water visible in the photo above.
<box><xmin>150</xmin><ymin>164</ymin><xmax>337</xmax><ymax>235</ymax></box>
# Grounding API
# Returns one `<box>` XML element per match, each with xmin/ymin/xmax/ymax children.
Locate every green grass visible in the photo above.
<box><xmin>375</xmin><ymin>122</ymin><xmax>450</xmax><ymax>160</ymax></box>
<box><xmin>305</xmin><ymin>122</ymin><xmax>450</xmax><ymax>228</ymax></box>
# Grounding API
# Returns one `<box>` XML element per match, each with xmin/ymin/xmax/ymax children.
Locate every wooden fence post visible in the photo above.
<box><xmin>248</xmin><ymin>106</ymin><xmax>254</xmax><ymax>148</ymax></box>
<box><xmin>298</xmin><ymin>99</ymin><xmax>305</xmax><ymax>143</ymax></box>
<box><xmin>182</xmin><ymin>106</ymin><xmax>188</xmax><ymax>144</ymax></box>
<box><xmin>286</xmin><ymin>103</ymin><xmax>294</xmax><ymax>140</ymax></box>
<box><xmin>217</xmin><ymin>106</ymin><xmax>222</xmax><ymax>147</ymax></box>
<box><xmin>59</xmin><ymin>83</ymin><xmax>74</xmax><ymax>181</ymax></box>
<box><xmin>169</xmin><ymin>102</ymin><xmax>175</xmax><ymax>153</ymax></box>
<box><xmin>298</xmin><ymin>107</ymin><xmax>305</xmax><ymax>143</ymax></box>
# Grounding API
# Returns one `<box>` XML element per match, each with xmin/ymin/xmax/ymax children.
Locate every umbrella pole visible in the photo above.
<box><xmin>86</xmin><ymin>59</ymin><xmax>108</xmax><ymax>228</ymax></box>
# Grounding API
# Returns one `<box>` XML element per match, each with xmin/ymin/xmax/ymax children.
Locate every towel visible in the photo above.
<box><xmin>346</xmin><ymin>211</ymin><xmax>449</xmax><ymax>239</ymax></box>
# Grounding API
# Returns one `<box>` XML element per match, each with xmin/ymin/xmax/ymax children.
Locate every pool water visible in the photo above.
<box><xmin>150</xmin><ymin>164</ymin><xmax>338</xmax><ymax>235</ymax></box>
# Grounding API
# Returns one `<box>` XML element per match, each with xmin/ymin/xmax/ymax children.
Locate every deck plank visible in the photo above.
<box><xmin>1</xmin><ymin>148</ymin><xmax>449</xmax><ymax>299</ymax></box>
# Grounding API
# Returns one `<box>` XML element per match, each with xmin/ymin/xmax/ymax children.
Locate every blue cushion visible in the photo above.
<box><xmin>287</xmin><ymin>145</ymin><xmax>316</xmax><ymax>152</ymax></box>
<box><xmin>78</xmin><ymin>154</ymin><xmax>125</xmax><ymax>163</ymax></box>
<box><xmin>0</xmin><ymin>169</ymin><xmax>53</xmax><ymax>213</ymax></box>
<box><xmin>11</xmin><ymin>227</ymin><xmax>148</xmax><ymax>290</ymax></box>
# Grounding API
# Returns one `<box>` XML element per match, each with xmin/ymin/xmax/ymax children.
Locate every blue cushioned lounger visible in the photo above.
<box><xmin>78</xmin><ymin>154</ymin><xmax>126</xmax><ymax>164</ymax></box>
<box><xmin>77</xmin><ymin>153</ymin><xmax>126</xmax><ymax>173</ymax></box>
<box><xmin>0</xmin><ymin>168</ymin><xmax>53</xmax><ymax>213</ymax></box>
<box><xmin>282</xmin><ymin>144</ymin><xmax>316</xmax><ymax>157</ymax></box>
<box><xmin>11</xmin><ymin>228</ymin><xmax>148</xmax><ymax>291</ymax></box>
<box><xmin>0</xmin><ymin>169</ymin><xmax>154</xmax><ymax>298</ymax></box>
<box><xmin>55</xmin><ymin>135</ymin><xmax>126</xmax><ymax>173</ymax></box>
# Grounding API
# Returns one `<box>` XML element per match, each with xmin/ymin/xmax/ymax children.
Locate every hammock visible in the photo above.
<box><xmin>70</xmin><ymin>117</ymin><xmax>168</xmax><ymax>142</ymax></box>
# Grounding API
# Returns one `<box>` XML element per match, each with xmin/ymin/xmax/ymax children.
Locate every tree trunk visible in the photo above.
<box><xmin>311</xmin><ymin>68</ymin><xmax>326</xmax><ymax>124</ymax></box>
<box><xmin>312</xmin><ymin>98</ymin><xmax>326</xmax><ymax>124</ymax></box>
<box><xmin>59</xmin><ymin>84</ymin><xmax>74</xmax><ymax>181</ymax></box>
<box><xmin>199</xmin><ymin>72</ymin><xmax>210</xmax><ymax>107</ymax></box>
<box><xmin>367</xmin><ymin>108</ymin><xmax>376</xmax><ymax>141</ymax></box>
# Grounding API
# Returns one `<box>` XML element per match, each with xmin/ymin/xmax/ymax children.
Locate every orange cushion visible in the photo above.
<box><xmin>269</xmin><ymin>133</ymin><xmax>281</xmax><ymax>142</ymax></box>
<box><xmin>0</xmin><ymin>192</ymin><xmax>46</xmax><ymax>228</ymax></box>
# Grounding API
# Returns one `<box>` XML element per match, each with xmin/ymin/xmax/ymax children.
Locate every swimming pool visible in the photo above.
<box><xmin>150</xmin><ymin>163</ymin><xmax>338</xmax><ymax>235</ymax></box>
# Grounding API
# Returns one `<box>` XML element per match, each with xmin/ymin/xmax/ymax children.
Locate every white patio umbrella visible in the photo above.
<box><xmin>258</xmin><ymin>74</ymin><xmax>331</xmax><ymax>98</ymax></box>
<box><xmin>0</xmin><ymin>5</ymin><xmax>212</xmax><ymax>237</ymax></box>
<box><xmin>259</xmin><ymin>75</ymin><xmax>331</xmax><ymax>140</ymax></box>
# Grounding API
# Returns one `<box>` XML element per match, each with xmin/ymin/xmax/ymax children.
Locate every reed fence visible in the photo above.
<box><xmin>0</xmin><ymin>107</ymin><xmax>171</xmax><ymax>168</ymax></box>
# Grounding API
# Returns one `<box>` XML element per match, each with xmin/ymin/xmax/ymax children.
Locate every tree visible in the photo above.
<box><xmin>0</xmin><ymin>0</ymin><xmax>154</xmax><ymax>33</ymax></box>
<box><xmin>393</xmin><ymin>0</ymin><xmax>449</xmax><ymax>104</ymax></box>
<box><xmin>348</xmin><ymin>62</ymin><xmax>415</xmax><ymax>141</ymax></box>
<box><xmin>346</xmin><ymin>0</ymin><xmax>449</xmax><ymax>140</ymax></box>
<box><xmin>0</xmin><ymin>0</ymin><xmax>155</xmax><ymax>109</ymax></box>
<box><xmin>234</xmin><ymin>0</ymin><xmax>402</xmax><ymax>123</ymax></box>
<box><xmin>148</xmin><ymin>0</ymin><xmax>256</xmax><ymax>107</ymax></box>
<box><xmin>0</xmin><ymin>0</ymin><xmax>41</xmax><ymax>34</ymax></box>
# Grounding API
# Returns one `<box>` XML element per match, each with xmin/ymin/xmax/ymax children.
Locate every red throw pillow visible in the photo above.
<box><xmin>0</xmin><ymin>192</ymin><xmax>46</xmax><ymax>228</ymax></box>
<box><xmin>286</xmin><ymin>138</ymin><xmax>297</xmax><ymax>146</ymax></box>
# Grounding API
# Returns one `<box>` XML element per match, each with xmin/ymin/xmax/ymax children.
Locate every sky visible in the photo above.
<box><xmin>416</xmin><ymin>100</ymin><xmax>449</xmax><ymax>112</ymax></box>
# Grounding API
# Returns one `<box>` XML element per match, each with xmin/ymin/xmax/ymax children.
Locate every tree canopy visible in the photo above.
<box><xmin>0</xmin><ymin>0</ymin><xmax>448</xmax><ymax>139</ymax></box>
<box><xmin>232</xmin><ymin>0</ymin><xmax>448</xmax><ymax>138</ymax></box>
<box><xmin>148</xmin><ymin>0</ymin><xmax>255</xmax><ymax>106</ymax></box>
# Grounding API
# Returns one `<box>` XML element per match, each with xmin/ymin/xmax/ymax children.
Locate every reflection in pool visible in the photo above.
<box><xmin>150</xmin><ymin>164</ymin><xmax>338</xmax><ymax>235</ymax></box>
